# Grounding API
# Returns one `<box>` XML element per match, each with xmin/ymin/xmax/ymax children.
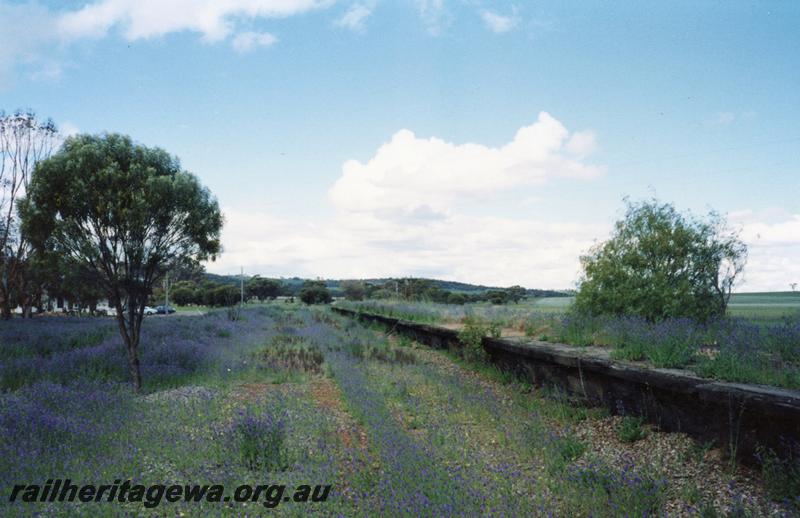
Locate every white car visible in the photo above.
<box><xmin>143</xmin><ymin>306</ymin><xmax>157</xmax><ymax>315</ymax></box>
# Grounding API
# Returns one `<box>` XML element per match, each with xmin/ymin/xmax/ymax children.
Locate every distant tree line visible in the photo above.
<box><xmin>338</xmin><ymin>278</ymin><xmax>535</xmax><ymax>305</ymax></box>
<box><xmin>146</xmin><ymin>275</ymin><xmax>554</xmax><ymax>307</ymax></box>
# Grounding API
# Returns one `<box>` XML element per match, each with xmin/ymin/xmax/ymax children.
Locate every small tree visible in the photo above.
<box><xmin>486</xmin><ymin>290</ymin><xmax>509</xmax><ymax>305</ymax></box>
<box><xmin>447</xmin><ymin>292</ymin><xmax>468</xmax><ymax>305</ymax></box>
<box><xmin>340</xmin><ymin>279</ymin><xmax>366</xmax><ymax>301</ymax></box>
<box><xmin>299</xmin><ymin>280</ymin><xmax>332</xmax><ymax>305</ymax></box>
<box><xmin>170</xmin><ymin>280</ymin><xmax>199</xmax><ymax>306</ymax></box>
<box><xmin>21</xmin><ymin>134</ymin><xmax>223</xmax><ymax>390</ymax></box>
<box><xmin>246</xmin><ymin>276</ymin><xmax>282</xmax><ymax>300</ymax></box>
<box><xmin>575</xmin><ymin>199</ymin><xmax>746</xmax><ymax>322</ymax></box>
<box><xmin>506</xmin><ymin>285</ymin><xmax>527</xmax><ymax>303</ymax></box>
<box><xmin>211</xmin><ymin>284</ymin><xmax>240</xmax><ymax>307</ymax></box>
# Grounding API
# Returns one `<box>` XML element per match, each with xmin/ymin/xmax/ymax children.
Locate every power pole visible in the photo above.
<box><xmin>240</xmin><ymin>267</ymin><xmax>244</xmax><ymax>310</ymax></box>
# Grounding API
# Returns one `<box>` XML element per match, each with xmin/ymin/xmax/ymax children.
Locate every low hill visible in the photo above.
<box><xmin>204</xmin><ymin>274</ymin><xmax>571</xmax><ymax>298</ymax></box>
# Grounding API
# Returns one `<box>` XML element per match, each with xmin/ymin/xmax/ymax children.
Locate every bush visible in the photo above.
<box><xmin>458</xmin><ymin>316</ymin><xmax>491</xmax><ymax>363</ymax></box>
<box><xmin>299</xmin><ymin>281</ymin><xmax>332</xmax><ymax>305</ymax></box>
<box><xmin>231</xmin><ymin>408</ymin><xmax>288</xmax><ymax>472</ymax></box>
<box><xmin>617</xmin><ymin>416</ymin><xmax>648</xmax><ymax>443</ymax></box>
<box><xmin>575</xmin><ymin>198</ymin><xmax>746</xmax><ymax>323</ymax></box>
<box><xmin>756</xmin><ymin>444</ymin><xmax>800</xmax><ymax>507</ymax></box>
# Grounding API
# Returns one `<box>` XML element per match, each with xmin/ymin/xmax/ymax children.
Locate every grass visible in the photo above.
<box><xmin>617</xmin><ymin>416</ymin><xmax>648</xmax><ymax>443</ymax></box>
<box><xmin>339</xmin><ymin>294</ymin><xmax>800</xmax><ymax>389</ymax></box>
<box><xmin>0</xmin><ymin>304</ymin><xmax>793</xmax><ymax>516</ymax></box>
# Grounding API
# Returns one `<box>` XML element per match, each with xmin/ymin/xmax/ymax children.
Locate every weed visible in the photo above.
<box><xmin>617</xmin><ymin>416</ymin><xmax>648</xmax><ymax>443</ymax></box>
<box><xmin>755</xmin><ymin>444</ymin><xmax>800</xmax><ymax>507</ymax></box>
<box><xmin>230</xmin><ymin>407</ymin><xmax>289</xmax><ymax>472</ymax></box>
<box><xmin>458</xmin><ymin>316</ymin><xmax>491</xmax><ymax>363</ymax></box>
<box><xmin>543</xmin><ymin>433</ymin><xmax>587</xmax><ymax>473</ymax></box>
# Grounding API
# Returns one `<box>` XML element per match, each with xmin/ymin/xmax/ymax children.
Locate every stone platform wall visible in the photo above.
<box><xmin>332</xmin><ymin>307</ymin><xmax>800</xmax><ymax>464</ymax></box>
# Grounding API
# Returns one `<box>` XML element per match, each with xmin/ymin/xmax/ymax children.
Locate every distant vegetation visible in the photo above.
<box><xmin>159</xmin><ymin>274</ymin><xmax>569</xmax><ymax>308</ymax></box>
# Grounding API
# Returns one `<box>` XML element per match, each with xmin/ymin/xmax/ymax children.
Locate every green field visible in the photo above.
<box><xmin>728</xmin><ymin>292</ymin><xmax>800</xmax><ymax>320</ymax></box>
<box><xmin>500</xmin><ymin>292</ymin><xmax>800</xmax><ymax>320</ymax></box>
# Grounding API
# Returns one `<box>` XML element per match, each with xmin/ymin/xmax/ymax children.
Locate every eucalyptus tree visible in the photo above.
<box><xmin>21</xmin><ymin>133</ymin><xmax>223</xmax><ymax>390</ymax></box>
<box><xmin>0</xmin><ymin>111</ymin><xmax>60</xmax><ymax>318</ymax></box>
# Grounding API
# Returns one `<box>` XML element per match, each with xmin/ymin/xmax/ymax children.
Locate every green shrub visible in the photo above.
<box><xmin>299</xmin><ymin>280</ymin><xmax>332</xmax><ymax>305</ymax></box>
<box><xmin>617</xmin><ymin>416</ymin><xmax>648</xmax><ymax>443</ymax></box>
<box><xmin>458</xmin><ymin>316</ymin><xmax>490</xmax><ymax>363</ymax></box>
<box><xmin>756</xmin><ymin>445</ymin><xmax>800</xmax><ymax>506</ymax></box>
<box><xmin>575</xmin><ymin>198</ymin><xmax>746</xmax><ymax>323</ymax></box>
<box><xmin>544</xmin><ymin>433</ymin><xmax>587</xmax><ymax>473</ymax></box>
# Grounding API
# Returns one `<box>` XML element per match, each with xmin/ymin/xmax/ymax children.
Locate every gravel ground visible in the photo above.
<box><xmin>407</xmin><ymin>343</ymin><xmax>793</xmax><ymax>517</ymax></box>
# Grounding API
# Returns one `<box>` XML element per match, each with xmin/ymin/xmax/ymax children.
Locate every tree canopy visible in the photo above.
<box><xmin>247</xmin><ymin>276</ymin><xmax>282</xmax><ymax>300</ymax></box>
<box><xmin>21</xmin><ymin>133</ymin><xmax>223</xmax><ymax>389</ymax></box>
<box><xmin>574</xmin><ymin>199</ymin><xmax>746</xmax><ymax>322</ymax></box>
<box><xmin>299</xmin><ymin>280</ymin><xmax>332</xmax><ymax>305</ymax></box>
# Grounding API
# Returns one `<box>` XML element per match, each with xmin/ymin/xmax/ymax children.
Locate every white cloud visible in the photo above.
<box><xmin>59</xmin><ymin>122</ymin><xmax>81</xmax><ymax>137</ymax></box>
<box><xmin>0</xmin><ymin>1</ymin><xmax>62</xmax><ymax>88</ymax></box>
<box><xmin>480</xmin><ymin>8</ymin><xmax>519</xmax><ymax>34</ymax></box>
<box><xmin>415</xmin><ymin>0</ymin><xmax>448</xmax><ymax>36</ymax></box>
<box><xmin>231</xmin><ymin>31</ymin><xmax>278</xmax><ymax>52</ymax></box>
<box><xmin>56</xmin><ymin>0</ymin><xmax>330</xmax><ymax>42</ymax></box>
<box><xmin>208</xmin><ymin>118</ymin><xmax>800</xmax><ymax>291</ymax></box>
<box><xmin>328</xmin><ymin>111</ymin><xmax>602</xmax><ymax>216</ymax></box>
<box><xmin>729</xmin><ymin>209</ymin><xmax>800</xmax><ymax>291</ymax></box>
<box><xmin>212</xmin><ymin>207</ymin><xmax>606</xmax><ymax>288</ymax></box>
<box><xmin>335</xmin><ymin>3</ymin><xmax>373</xmax><ymax>31</ymax></box>
<box><xmin>210</xmin><ymin>113</ymin><xmax>606</xmax><ymax>288</ymax></box>
<box><xmin>0</xmin><ymin>0</ymin><xmax>330</xmax><ymax>84</ymax></box>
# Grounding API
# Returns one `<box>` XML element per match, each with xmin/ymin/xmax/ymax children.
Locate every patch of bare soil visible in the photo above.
<box><xmin>230</xmin><ymin>382</ymin><xmax>273</xmax><ymax>403</ymax></box>
<box><xmin>310</xmin><ymin>376</ymin><xmax>371</xmax><ymax>501</ymax></box>
<box><xmin>310</xmin><ymin>377</ymin><xmax>368</xmax><ymax>452</ymax></box>
<box><xmin>144</xmin><ymin>385</ymin><xmax>216</xmax><ymax>403</ymax></box>
<box><xmin>439</xmin><ymin>322</ymin><xmax>463</xmax><ymax>330</ymax></box>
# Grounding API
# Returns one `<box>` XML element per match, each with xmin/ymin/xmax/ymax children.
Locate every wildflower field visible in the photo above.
<box><xmin>338</xmin><ymin>293</ymin><xmax>800</xmax><ymax>390</ymax></box>
<box><xmin>1</xmin><ymin>304</ymin><xmax>796</xmax><ymax>516</ymax></box>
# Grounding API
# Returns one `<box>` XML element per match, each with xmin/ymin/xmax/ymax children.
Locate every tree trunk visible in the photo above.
<box><xmin>127</xmin><ymin>345</ymin><xmax>142</xmax><ymax>391</ymax></box>
<box><xmin>0</xmin><ymin>300</ymin><xmax>11</xmax><ymax>320</ymax></box>
<box><xmin>114</xmin><ymin>298</ymin><xmax>143</xmax><ymax>392</ymax></box>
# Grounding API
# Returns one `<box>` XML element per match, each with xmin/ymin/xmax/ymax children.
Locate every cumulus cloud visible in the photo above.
<box><xmin>328</xmin><ymin>112</ymin><xmax>602</xmax><ymax>216</ymax></box>
<box><xmin>231</xmin><ymin>31</ymin><xmax>278</xmax><ymax>52</ymax></box>
<box><xmin>480</xmin><ymin>8</ymin><xmax>519</xmax><ymax>34</ymax></box>
<box><xmin>210</xmin><ymin>113</ymin><xmax>606</xmax><ymax>288</ymax></box>
<box><xmin>335</xmin><ymin>2</ymin><xmax>374</xmax><ymax>31</ymax></box>
<box><xmin>209</xmin><ymin>117</ymin><xmax>799</xmax><ymax>291</ymax></box>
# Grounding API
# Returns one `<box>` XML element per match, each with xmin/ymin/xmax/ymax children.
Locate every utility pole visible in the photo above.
<box><xmin>164</xmin><ymin>273</ymin><xmax>169</xmax><ymax>309</ymax></box>
<box><xmin>240</xmin><ymin>267</ymin><xmax>244</xmax><ymax>310</ymax></box>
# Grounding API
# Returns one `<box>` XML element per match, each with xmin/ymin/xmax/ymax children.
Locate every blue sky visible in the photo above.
<box><xmin>1</xmin><ymin>0</ymin><xmax>798</xmax><ymax>290</ymax></box>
